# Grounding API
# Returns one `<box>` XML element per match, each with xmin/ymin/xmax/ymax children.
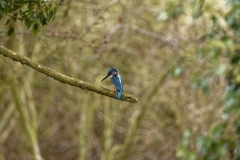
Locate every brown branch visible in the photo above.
<box><xmin>0</xmin><ymin>46</ymin><xmax>137</xmax><ymax>103</ymax></box>
<box><xmin>7</xmin><ymin>13</ymin><xmax>24</xmax><ymax>20</ymax></box>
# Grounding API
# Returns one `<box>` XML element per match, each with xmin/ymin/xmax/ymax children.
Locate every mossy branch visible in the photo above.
<box><xmin>0</xmin><ymin>46</ymin><xmax>137</xmax><ymax>103</ymax></box>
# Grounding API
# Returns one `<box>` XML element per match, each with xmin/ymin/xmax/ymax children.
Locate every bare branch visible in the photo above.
<box><xmin>0</xmin><ymin>46</ymin><xmax>137</xmax><ymax>103</ymax></box>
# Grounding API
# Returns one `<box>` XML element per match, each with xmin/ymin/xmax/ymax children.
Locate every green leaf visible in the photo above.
<box><xmin>157</xmin><ymin>10</ymin><xmax>168</xmax><ymax>21</ymax></box>
<box><xmin>224</xmin><ymin>87</ymin><xmax>240</xmax><ymax>114</ymax></box>
<box><xmin>0</xmin><ymin>8</ymin><xmax>3</xmax><ymax>20</ymax></box>
<box><xmin>32</xmin><ymin>23</ymin><xmax>41</xmax><ymax>35</ymax></box>
<box><xmin>210</xmin><ymin>123</ymin><xmax>227</xmax><ymax>139</ymax></box>
<box><xmin>197</xmin><ymin>136</ymin><xmax>212</xmax><ymax>156</ymax></box>
<box><xmin>172</xmin><ymin>5</ymin><xmax>184</xmax><ymax>19</ymax></box>
<box><xmin>234</xmin><ymin>119</ymin><xmax>240</xmax><ymax>134</ymax></box>
<box><xmin>25</xmin><ymin>19</ymin><xmax>32</xmax><ymax>29</ymax></box>
<box><xmin>191</xmin><ymin>1</ymin><xmax>203</xmax><ymax>19</ymax></box>
<box><xmin>51</xmin><ymin>14</ymin><xmax>56</xmax><ymax>22</ymax></box>
<box><xmin>5</xmin><ymin>19</ymin><xmax>10</xmax><ymax>25</ymax></box>
<box><xmin>215</xmin><ymin>64</ymin><xmax>227</xmax><ymax>76</ymax></box>
<box><xmin>191</xmin><ymin>77</ymin><xmax>201</xmax><ymax>89</ymax></box>
<box><xmin>53</xmin><ymin>5</ymin><xmax>58</xmax><ymax>14</ymax></box>
<box><xmin>176</xmin><ymin>147</ymin><xmax>186</xmax><ymax>157</ymax></box>
<box><xmin>41</xmin><ymin>17</ymin><xmax>48</xmax><ymax>26</ymax></box>
<box><xmin>0</xmin><ymin>1</ymin><xmax>6</xmax><ymax>9</ymax></box>
<box><xmin>232</xmin><ymin>53</ymin><xmax>240</xmax><ymax>64</ymax></box>
<box><xmin>185</xmin><ymin>153</ymin><xmax>197</xmax><ymax>160</ymax></box>
<box><xmin>182</xmin><ymin>130</ymin><xmax>191</xmax><ymax>147</ymax></box>
<box><xmin>8</xmin><ymin>27</ymin><xmax>14</xmax><ymax>36</ymax></box>
<box><xmin>201</xmin><ymin>77</ymin><xmax>211</xmax><ymax>95</ymax></box>
<box><xmin>173</xmin><ymin>66</ymin><xmax>184</xmax><ymax>78</ymax></box>
<box><xmin>202</xmin><ymin>85</ymin><xmax>210</xmax><ymax>94</ymax></box>
<box><xmin>47</xmin><ymin>10</ymin><xmax>54</xmax><ymax>20</ymax></box>
<box><xmin>32</xmin><ymin>12</ymin><xmax>38</xmax><ymax>22</ymax></box>
<box><xmin>20</xmin><ymin>8</ymin><xmax>24</xmax><ymax>14</ymax></box>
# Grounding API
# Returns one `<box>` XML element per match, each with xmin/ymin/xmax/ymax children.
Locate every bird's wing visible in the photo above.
<box><xmin>121</xmin><ymin>77</ymin><xmax>124</xmax><ymax>91</ymax></box>
<box><xmin>111</xmin><ymin>75</ymin><xmax>123</xmax><ymax>91</ymax></box>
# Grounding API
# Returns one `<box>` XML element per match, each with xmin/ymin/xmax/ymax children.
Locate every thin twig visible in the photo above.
<box><xmin>7</xmin><ymin>13</ymin><xmax>24</xmax><ymax>20</ymax></box>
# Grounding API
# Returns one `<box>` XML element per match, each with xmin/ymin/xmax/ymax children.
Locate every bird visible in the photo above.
<box><xmin>101</xmin><ymin>67</ymin><xmax>124</xmax><ymax>100</ymax></box>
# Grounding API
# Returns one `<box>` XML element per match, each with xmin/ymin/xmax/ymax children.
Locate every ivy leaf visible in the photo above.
<box><xmin>32</xmin><ymin>23</ymin><xmax>41</xmax><ymax>35</ymax></box>
<box><xmin>172</xmin><ymin>5</ymin><xmax>184</xmax><ymax>19</ymax></box>
<box><xmin>5</xmin><ymin>19</ymin><xmax>10</xmax><ymax>25</ymax></box>
<box><xmin>231</xmin><ymin>53</ymin><xmax>240</xmax><ymax>64</ymax></box>
<box><xmin>47</xmin><ymin>10</ymin><xmax>54</xmax><ymax>20</ymax></box>
<box><xmin>25</xmin><ymin>19</ymin><xmax>32</xmax><ymax>29</ymax></box>
<box><xmin>41</xmin><ymin>17</ymin><xmax>48</xmax><ymax>26</ymax></box>
<box><xmin>210</xmin><ymin>123</ymin><xmax>227</xmax><ymax>139</ymax></box>
<box><xmin>8</xmin><ymin>27</ymin><xmax>14</xmax><ymax>36</ymax></box>
<box><xmin>0</xmin><ymin>1</ymin><xmax>6</xmax><ymax>9</ymax></box>
<box><xmin>53</xmin><ymin>5</ymin><xmax>58</xmax><ymax>14</ymax></box>
<box><xmin>32</xmin><ymin>12</ymin><xmax>38</xmax><ymax>22</ymax></box>
<box><xmin>0</xmin><ymin>8</ymin><xmax>3</xmax><ymax>20</ymax></box>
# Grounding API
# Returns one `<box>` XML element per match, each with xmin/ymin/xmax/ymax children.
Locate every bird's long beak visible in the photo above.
<box><xmin>101</xmin><ymin>75</ymin><xmax>110</xmax><ymax>81</ymax></box>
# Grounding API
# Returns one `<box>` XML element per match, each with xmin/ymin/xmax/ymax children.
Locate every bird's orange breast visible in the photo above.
<box><xmin>111</xmin><ymin>83</ymin><xmax>116</xmax><ymax>92</ymax></box>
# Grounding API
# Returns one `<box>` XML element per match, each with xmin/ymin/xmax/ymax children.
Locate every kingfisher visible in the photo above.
<box><xmin>101</xmin><ymin>67</ymin><xmax>124</xmax><ymax>100</ymax></box>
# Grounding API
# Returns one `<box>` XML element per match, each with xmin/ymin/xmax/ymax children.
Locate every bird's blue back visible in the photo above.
<box><xmin>111</xmin><ymin>74</ymin><xmax>124</xmax><ymax>99</ymax></box>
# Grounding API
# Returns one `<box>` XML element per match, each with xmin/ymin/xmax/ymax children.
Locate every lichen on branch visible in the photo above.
<box><xmin>0</xmin><ymin>46</ymin><xmax>137</xmax><ymax>103</ymax></box>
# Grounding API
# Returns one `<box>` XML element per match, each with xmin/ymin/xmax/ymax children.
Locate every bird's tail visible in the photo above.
<box><xmin>116</xmin><ymin>90</ymin><xmax>123</xmax><ymax>100</ymax></box>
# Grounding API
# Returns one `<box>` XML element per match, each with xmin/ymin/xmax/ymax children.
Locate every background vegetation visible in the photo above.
<box><xmin>0</xmin><ymin>0</ymin><xmax>240</xmax><ymax>160</ymax></box>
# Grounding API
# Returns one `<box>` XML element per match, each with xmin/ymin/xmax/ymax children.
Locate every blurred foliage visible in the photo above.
<box><xmin>0</xmin><ymin>0</ymin><xmax>58</xmax><ymax>35</ymax></box>
<box><xmin>1</xmin><ymin>0</ymin><xmax>240</xmax><ymax>160</ymax></box>
<box><xmin>177</xmin><ymin>0</ymin><xmax>240</xmax><ymax>159</ymax></box>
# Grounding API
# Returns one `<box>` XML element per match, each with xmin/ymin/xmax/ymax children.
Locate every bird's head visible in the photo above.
<box><xmin>101</xmin><ymin>67</ymin><xmax>119</xmax><ymax>81</ymax></box>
